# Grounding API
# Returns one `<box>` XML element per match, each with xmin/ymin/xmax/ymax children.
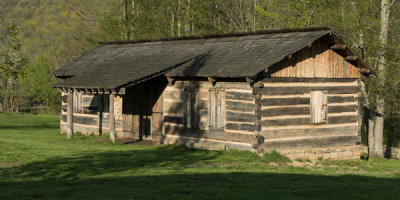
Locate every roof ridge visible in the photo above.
<box><xmin>99</xmin><ymin>27</ymin><xmax>331</xmax><ymax>45</ymax></box>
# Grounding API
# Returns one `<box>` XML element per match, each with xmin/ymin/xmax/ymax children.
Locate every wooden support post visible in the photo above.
<box><xmin>109</xmin><ymin>93</ymin><xmax>116</xmax><ymax>143</ymax></box>
<box><xmin>66</xmin><ymin>89</ymin><xmax>74</xmax><ymax>139</ymax></box>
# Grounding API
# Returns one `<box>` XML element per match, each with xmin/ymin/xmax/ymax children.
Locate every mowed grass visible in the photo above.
<box><xmin>0</xmin><ymin>113</ymin><xmax>400</xmax><ymax>199</ymax></box>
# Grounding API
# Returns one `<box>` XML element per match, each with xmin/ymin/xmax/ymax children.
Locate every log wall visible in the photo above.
<box><xmin>161</xmin><ymin>80</ymin><xmax>256</xmax><ymax>151</ymax></box>
<box><xmin>60</xmin><ymin>92</ymin><xmax>124</xmax><ymax>137</ymax></box>
<box><xmin>255</xmin><ymin>78</ymin><xmax>361</xmax><ymax>151</ymax></box>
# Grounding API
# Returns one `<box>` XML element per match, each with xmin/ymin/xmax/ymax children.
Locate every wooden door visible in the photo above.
<box><xmin>122</xmin><ymin>86</ymin><xmax>163</xmax><ymax>140</ymax></box>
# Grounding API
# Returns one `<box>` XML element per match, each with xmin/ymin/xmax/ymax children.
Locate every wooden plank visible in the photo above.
<box><xmin>208</xmin><ymin>89</ymin><xmax>216</xmax><ymax>127</ymax></box>
<box><xmin>216</xmin><ymin>89</ymin><xmax>225</xmax><ymax>129</ymax></box>
<box><xmin>260</xmin><ymin>135</ymin><xmax>360</xmax><ymax>150</ymax></box>
<box><xmin>310</xmin><ymin>91</ymin><xmax>327</xmax><ymax>124</ymax></box>
<box><xmin>261</xmin><ymin>126</ymin><xmax>358</xmax><ymax>139</ymax></box>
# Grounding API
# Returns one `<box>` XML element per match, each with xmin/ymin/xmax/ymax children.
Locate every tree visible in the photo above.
<box><xmin>0</xmin><ymin>21</ymin><xmax>28</xmax><ymax>112</ymax></box>
<box><xmin>369</xmin><ymin>0</ymin><xmax>394</xmax><ymax>158</ymax></box>
<box><xmin>20</xmin><ymin>53</ymin><xmax>59</xmax><ymax>113</ymax></box>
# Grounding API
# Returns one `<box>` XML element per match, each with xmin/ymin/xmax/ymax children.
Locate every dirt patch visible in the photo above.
<box><xmin>0</xmin><ymin>162</ymin><xmax>18</xmax><ymax>169</ymax></box>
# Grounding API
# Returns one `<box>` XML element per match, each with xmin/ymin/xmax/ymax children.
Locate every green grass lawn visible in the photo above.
<box><xmin>0</xmin><ymin>113</ymin><xmax>399</xmax><ymax>199</ymax></box>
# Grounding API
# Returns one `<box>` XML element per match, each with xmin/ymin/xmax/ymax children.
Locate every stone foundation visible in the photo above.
<box><xmin>385</xmin><ymin>147</ymin><xmax>400</xmax><ymax>159</ymax></box>
<box><xmin>276</xmin><ymin>145</ymin><xmax>368</xmax><ymax>160</ymax></box>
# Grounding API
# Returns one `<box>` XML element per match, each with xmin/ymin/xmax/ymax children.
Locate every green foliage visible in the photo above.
<box><xmin>20</xmin><ymin>53</ymin><xmax>60</xmax><ymax>113</ymax></box>
<box><xmin>262</xmin><ymin>150</ymin><xmax>292</xmax><ymax>163</ymax></box>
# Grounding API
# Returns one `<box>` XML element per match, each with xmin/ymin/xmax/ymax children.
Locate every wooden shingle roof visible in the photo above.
<box><xmin>53</xmin><ymin>28</ymin><xmax>370</xmax><ymax>90</ymax></box>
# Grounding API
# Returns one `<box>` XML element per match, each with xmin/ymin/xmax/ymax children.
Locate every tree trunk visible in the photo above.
<box><xmin>130</xmin><ymin>0</ymin><xmax>135</xmax><ymax>40</ymax></box>
<box><xmin>371</xmin><ymin>0</ymin><xmax>391</xmax><ymax>158</ymax></box>
<box><xmin>361</xmin><ymin>81</ymin><xmax>375</xmax><ymax>155</ymax></box>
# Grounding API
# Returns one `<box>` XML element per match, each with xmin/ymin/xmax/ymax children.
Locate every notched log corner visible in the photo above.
<box><xmin>252</xmin><ymin>135</ymin><xmax>265</xmax><ymax>149</ymax></box>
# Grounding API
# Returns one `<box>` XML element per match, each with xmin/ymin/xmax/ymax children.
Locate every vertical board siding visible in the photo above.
<box><xmin>268</xmin><ymin>40</ymin><xmax>360</xmax><ymax>79</ymax></box>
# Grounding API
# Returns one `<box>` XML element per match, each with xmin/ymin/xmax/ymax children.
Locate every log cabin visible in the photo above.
<box><xmin>53</xmin><ymin>28</ymin><xmax>373</xmax><ymax>159</ymax></box>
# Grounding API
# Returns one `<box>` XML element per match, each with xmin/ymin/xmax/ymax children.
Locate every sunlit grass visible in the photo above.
<box><xmin>0</xmin><ymin>113</ymin><xmax>399</xmax><ymax>199</ymax></box>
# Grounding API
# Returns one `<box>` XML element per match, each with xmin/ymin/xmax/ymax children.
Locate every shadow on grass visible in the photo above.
<box><xmin>1</xmin><ymin>172</ymin><xmax>399</xmax><ymax>199</ymax></box>
<box><xmin>0</xmin><ymin>124</ymin><xmax>59</xmax><ymax>130</ymax></box>
<box><xmin>1</xmin><ymin>145</ymin><xmax>399</xmax><ymax>199</ymax></box>
<box><xmin>0</xmin><ymin>145</ymin><xmax>218</xmax><ymax>180</ymax></box>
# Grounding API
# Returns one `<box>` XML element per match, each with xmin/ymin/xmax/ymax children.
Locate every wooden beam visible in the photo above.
<box><xmin>360</xmin><ymin>68</ymin><xmax>370</xmax><ymax>74</ymax></box>
<box><xmin>288</xmin><ymin>54</ymin><xmax>293</xmax><ymax>59</ymax></box>
<box><xmin>344</xmin><ymin>56</ymin><xmax>357</xmax><ymax>61</ymax></box>
<box><xmin>118</xmin><ymin>87</ymin><xmax>126</xmax><ymax>95</ymax></box>
<box><xmin>109</xmin><ymin>93</ymin><xmax>116</xmax><ymax>143</ymax></box>
<box><xmin>246</xmin><ymin>77</ymin><xmax>255</xmax><ymax>84</ymax></box>
<box><xmin>166</xmin><ymin>76</ymin><xmax>175</xmax><ymax>86</ymax></box>
<box><xmin>66</xmin><ymin>90</ymin><xmax>74</xmax><ymax>139</ymax></box>
<box><xmin>208</xmin><ymin>77</ymin><xmax>216</xmax><ymax>84</ymax></box>
<box><xmin>330</xmin><ymin>44</ymin><xmax>347</xmax><ymax>51</ymax></box>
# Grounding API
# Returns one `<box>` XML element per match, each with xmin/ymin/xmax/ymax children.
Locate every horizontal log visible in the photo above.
<box><xmin>261</xmin><ymin>115</ymin><xmax>358</xmax><ymax>126</ymax></box>
<box><xmin>328</xmin><ymin>96</ymin><xmax>358</xmax><ymax>103</ymax></box>
<box><xmin>164</xmin><ymin>116</ymin><xmax>184</xmax><ymax>124</ymax></box>
<box><xmin>344</xmin><ymin>56</ymin><xmax>358</xmax><ymax>61</ymax></box>
<box><xmin>259</xmin><ymin>135</ymin><xmax>360</xmax><ymax>151</ymax></box>
<box><xmin>225</xmin><ymin>123</ymin><xmax>256</xmax><ymax>132</ymax></box>
<box><xmin>226</xmin><ymin>112</ymin><xmax>256</xmax><ymax>123</ymax></box>
<box><xmin>62</xmin><ymin>95</ymin><xmax>67</xmax><ymax>103</ymax></box>
<box><xmin>226</xmin><ymin>101</ymin><xmax>257</xmax><ymax>112</ymax></box>
<box><xmin>330</xmin><ymin>44</ymin><xmax>347</xmax><ymax>50</ymax></box>
<box><xmin>163</xmin><ymin>102</ymin><xmax>184</xmax><ymax>113</ymax></box>
<box><xmin>226</xmin><ymin>91</ymin><xmax>254</xmax><ymax>101</ymax></box>
<box><xmin>328</xmin><ymin>105</ymin><xmax>358</xmax><ymax>113</ymax></box>
<box><xmin>61</xmin><ymin>115</ymin><xmax>122</xmax><ymax>127</ymax></box>
<box><xmin>255</xmin><ymin>86</ymin><xmax>360</xmax><ymax>96</ymax></box>
<box><xmin>262</xmin><ymin>78</ymin><xmax>359</xmax><ymax>83</ymax></box>
<box><xmin>163</xmin><ymin>91</ymin><xmax>184</xmax><ymax>99</ymax></box>
<box><xmin>261</xmin><ymin>126</ymin><xmax>358</xmax><ymax>139</ymax></box>
<box><xmin>164</xmin><ymin>129</ymin><xmax>254</xmax><ymax>143</ymax></box>
<box><xmin>261</xmin><ymin>107</ymin><xmax>310</xmax><ymax>117</ymax></box>
<box><xmin>262</xmin><ymin>98</ymin><xmax>309</xmax><ymax>106</ymax></box>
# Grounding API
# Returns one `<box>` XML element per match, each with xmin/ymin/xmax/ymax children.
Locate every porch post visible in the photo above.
<box><xmin>67</xmin><ymin>89</ymin><xmax>74</xmax><ymax>139</ymax></box>
<box><xmin>109</xmin><ymin>93</ymin><xmax>116</xmax><ymax>143</ymax></box>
